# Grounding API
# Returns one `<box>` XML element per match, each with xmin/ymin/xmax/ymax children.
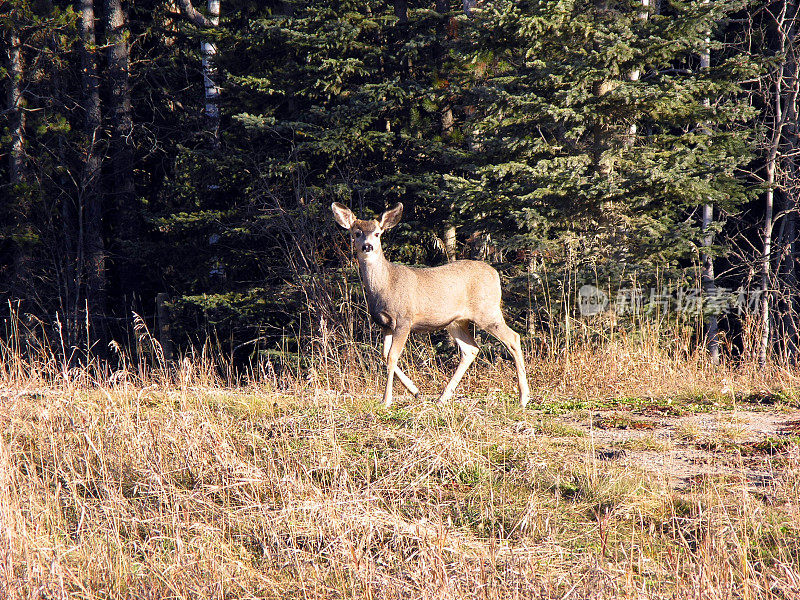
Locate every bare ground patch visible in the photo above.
<box><xmin>541</xmin><ymin>405</ymin><xmax>800</xmax><ymax>492</ymax></box>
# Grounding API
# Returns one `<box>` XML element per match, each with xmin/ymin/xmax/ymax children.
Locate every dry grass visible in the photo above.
<box><xmin>2</xmin><ymin>318</ymin><xmax>800</xmax><ymax>599</ymax></box>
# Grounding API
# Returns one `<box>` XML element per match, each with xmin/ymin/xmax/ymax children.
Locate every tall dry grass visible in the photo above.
<box><xmin>2</xmin><ymin>297</ymin><xmax>800</xmax><ymax>599</ymax></box>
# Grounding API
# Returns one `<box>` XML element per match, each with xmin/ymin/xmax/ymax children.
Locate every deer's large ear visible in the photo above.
<box><xmin>379</xmin><ymin>203</ymin><xmax>403</xmax><ymax>230</ymax></box>
<box><xmin>331</xmin><ymin>203</ymin><xmax>356</xmax><ymax>229</ymax></box>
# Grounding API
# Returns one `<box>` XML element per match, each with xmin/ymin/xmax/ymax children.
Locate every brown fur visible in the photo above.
<box><xmin>332</xmin><ymin>202</ymin><xmax>530</xmax><ymax>407</ymax></box>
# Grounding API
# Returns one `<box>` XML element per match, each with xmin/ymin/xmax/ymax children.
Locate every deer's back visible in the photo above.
<box><xmin>387</xmin><ymin>260</ymin><xmax>503</xmax><ymax>331</ymax></box>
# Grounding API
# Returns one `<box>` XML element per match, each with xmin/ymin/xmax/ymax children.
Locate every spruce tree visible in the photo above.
<box><xmin>448</xmin><ymin>0</ymin><xmax>758</xmax><ymax>285</ymax></box>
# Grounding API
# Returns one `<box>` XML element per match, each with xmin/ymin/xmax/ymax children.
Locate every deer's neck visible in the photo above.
<box><xmin>358</xmin><ymin>253</ymin><xmax>392</xmax><ymax>300</ymax></box>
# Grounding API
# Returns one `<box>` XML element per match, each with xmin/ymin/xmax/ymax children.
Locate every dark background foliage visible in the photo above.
<box><xmin>1</xmin><ymin>0</ymin><xmax>797</xmax><ymax>368</ymax></box>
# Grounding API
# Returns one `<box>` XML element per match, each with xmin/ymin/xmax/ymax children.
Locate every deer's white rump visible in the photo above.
<box><xmin>332</xmin><ymin>202</ymin><xmax>531</xmax><ymax>408</ymax></box>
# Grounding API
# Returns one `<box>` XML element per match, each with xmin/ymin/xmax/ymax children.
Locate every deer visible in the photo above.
<box><xmin>331</xmin><ymin>202</ymin><xmax>531</xmax><ymax>408</ymax></box>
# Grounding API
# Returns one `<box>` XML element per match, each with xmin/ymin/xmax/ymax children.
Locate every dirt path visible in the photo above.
<box><xmin>557</xmin><ymin>407</ymin><xmax>800</xmax><ymax>490</ymax></box>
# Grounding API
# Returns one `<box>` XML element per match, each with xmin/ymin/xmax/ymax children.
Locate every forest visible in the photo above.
<box><xmin>1</xmin><ymin>0</ymin><xmax>799</xmax><ymax>372</ymax></box>
<box><xmin>6</xmin><ymin>3</ymin><xmax>800</xmax><ymax>599</ymax></box>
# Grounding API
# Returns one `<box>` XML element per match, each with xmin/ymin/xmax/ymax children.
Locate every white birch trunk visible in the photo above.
<box><xmin>760</xmin><ymin>165</ymin><xmax>775</xmax><ymax>367</ymax></box>
<box><xmin>175</xmin><ymin>1</ymin><xmax>220</xmax><ymax>136</ymax></box>
<box><xmin>701</xmin><ymin>203</ymin><xmax>719</xmax><ymax>363</ymax></box>
<box><xmin>699</xmin><ymin>5</ymin><xmax>719</xmax><ymax>363</ymax></box>
<box><xmin>760</xmin><ymin>0</ymin><xmax>800</xmax><ymax>366</ymax></box>
<box><xmin>202</xmin><ymin>0</ymin><xmax>221</xmax><ymax>139</ymax></box>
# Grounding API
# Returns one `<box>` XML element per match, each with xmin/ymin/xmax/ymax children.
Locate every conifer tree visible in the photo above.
<box><xmin>151</xmin><ymin>0</ymin><xmax>473</xmax><ymax>354</ymax></box>
<box><xmin>448</xmin><ymin>0</ymin><xmax>757</xmax><ymax>284</ymax></box>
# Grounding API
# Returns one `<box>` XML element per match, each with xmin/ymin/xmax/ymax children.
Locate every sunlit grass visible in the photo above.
<box><xmin>2</xmin><ymin>308</ymin><xmax>800</xmax><ymax>598</ymax></box>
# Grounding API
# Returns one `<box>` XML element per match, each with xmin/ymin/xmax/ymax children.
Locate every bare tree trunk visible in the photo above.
<box><xmin>80</xmin><ymin>0</ymin><xmax>108</xmax><ymax>350</ymax></box>
<box><xmin>779</xmin><ymin>2</ymin><xmax>799</xmax><ymax>363</ymax></box>
<box><xmin>7</xmin><ymin>29</ymin><xmax>24</xmax><ymax>184</ymax></box>
<box><xmin>627</xmin><ymin>0</ymin><xmax>649</xmax><ymax>141</ymax></box>
<box><xmin>592</xmin><ymin>0</ymin><xmax>612</xmax><ymax>175</ymax></box>
<box><xmin>435</xmin><ymin>0</ymin><xmax>482</xmax><ymax>261</ymax></box>
<box><xmin>202</xmin><ymin>0</ymin><xmax>221</xmax><ymax>139</ymax></box>
<box><xmin>176</xmin><ymin>0</ymin><xmax>214</xmax><ymax>27</ymax></box>
<box><xmin>760</xmin><ymin>165</ymin><xmax>776</xmax><ymax>367</ymax></box>
<box><xmin>434</xmin><ymin>0</ymin><xmax>458</xmax><ymax>261</ymax></box>
<box><xmin>156</xmin><ymin>293</ymin><xmax>175</xmax><ymax>364</ymax></box>
<box><xmin>50</xmin><ymin>34</ymin><xmax>78</xmax><ymax>348</ymax></box>
<box><xmin>702</xmin><ymin>204</ymin><xmax>720</xmax><ymax>363</ymax></box>
<box><xmin>393</xmin><ymin>0</ymin><xmax>410</xmax><ymax>79</ymax></box>
<box><xmin>699</xmin><ymin>6</ymin><xmax>719</xmax><ymax>364</ymax></box>
<box><xmin>779</xmin><ymin>192</ymin><xmax>798</xmax><ymax>362</ymax></box>
<box><xmin>6</xmin><ymin>26</ymin><xmax>29</xmax><ymax>295</ymax></box>
<box><xmin>784</xmin><ymin>108</ymin><xmax>800</xmax><ymax>362</ymax></box>
<box><xmin>760</xmin><ymin>0</ymin><xmax>800</xmax><ymax>367</ymax></box>
<box><xmin>394</xmin><ymin>0</ymin><xmax>408</xmax><ymax>23</ymax></box>
<box><xmin>176</xmin><ymin>0</ymin><xmax>220</xmax><ymax>139</ymax></box>
<box><xmin>105</xmin><ymin>0</ymin><xmax>140</xmax><ymax>303</ymax></box>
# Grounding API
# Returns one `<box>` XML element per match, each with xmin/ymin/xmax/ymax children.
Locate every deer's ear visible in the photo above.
<box><xmin>379</xmin><ymin>203</ymin><xmax>403</xmax><ymax>230</ymax></box>
<box><xmin>331</xmin><ymin>203</ymin><xmax>356</xmax><ymax>229</ymax></box>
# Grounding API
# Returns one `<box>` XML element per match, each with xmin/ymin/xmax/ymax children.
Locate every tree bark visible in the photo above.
<box><xmin>760</xmin><ymin>0</ymin><xmax>800</xmax><ymax>366</ymax></box>
<box><xmin>6</xmin><ymin>25</ymin><xmax>30</xmax><ymax>295</ymax></box>
<box><xmin>176</xmin><ymin>0</ymin><xmax>215</xmax><ymax>27</ymax></box>
<box><xmin>436</xmin><ymin>0</ymin><xmax>458</xmax><ymax>261</ymax></box>
<box><xmin>592</xmin><ymin>0</ymin><xmax>612</xmax><ymax>175</ymax></box>
<box><xmin>701</xmin><ymin>204</ymin><xmax>720</xmax><ymax>363</ymax></box>
<box><xmin>626</xmin><ymin>0</ymin><xmax>649</xmax><ymax>142</ymax></box>
<box><xmin>156</xmin><ymin>293</ymin><xmax>175</xmax><ymax>364</ymax></box>
<box><xmin>779</xmin><ymin>192</ymin><xmax>798</xmax><ymax>362</ymax></box>
<box><xmin>394</xmin><ymin>0</ymin><xmax>408</xmax><ymax>24</ymax></box>
<box><xmin>699</xmin><ymin>4</ymin><xmax>719</xmax><ymax>364</ymax></box>
<box><xmin>779</xmin><ymin>0</ymin><xmax>799</xmax><ymax>363</ymax></box>
<box><xmin>7</xmin><ymin>29</ymin><xmax>24</xmax><ymax>184</ymax></box>
<box><xmin>760</xmin><ymin>165</ymin><xmax>776</xmax><ymax>367</ymax></box>
<box><xmin>105</xmin><ymin>0</ymin><xmax>140</xmax><ymax>300</ymax></box>
<box><xmin>176</xmin><ymin>0</ymin><xmax>220</xmax><ymax>138</ymax></box>
<box><xmin>80</xmin><ymin>0</ymin><xmax>108</xmax><ymax>350</ymax></box>
<box><xmin>202</xmin><ymin>0</ymin><xmax>221</xmax><ymax>139</ymax></box>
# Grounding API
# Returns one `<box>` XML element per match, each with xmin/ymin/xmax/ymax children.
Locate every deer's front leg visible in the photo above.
<box><xmin>383</xmin><ymin>324</ymin><xmax>411</xmax><ymax>408</ymax></box>
<box><xmin>383</xmin><ymin>333</ymin><xmax>420</xmax><ymax>398</ymax></box>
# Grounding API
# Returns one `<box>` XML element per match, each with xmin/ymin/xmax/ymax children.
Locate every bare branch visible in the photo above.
<box><xmin>176</xmin><ymin>0</ymin><xmax>214</xmax><ymax>28</ymax></box>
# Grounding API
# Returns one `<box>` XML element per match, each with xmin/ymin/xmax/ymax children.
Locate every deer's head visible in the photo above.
<box><xmin>331</xmin><ymin>203</ymin><xmax>403</xmax><ymax>261</ymax></box>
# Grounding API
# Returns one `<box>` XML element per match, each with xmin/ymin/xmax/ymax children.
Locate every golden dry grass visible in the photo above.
<box><xmin>2</xmin><ymin>326</ymin><xmax>800</xmax><ymax>599</ymax></box>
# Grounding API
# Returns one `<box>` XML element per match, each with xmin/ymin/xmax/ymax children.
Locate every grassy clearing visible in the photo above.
<box><xmin>2</xmin><ymin>324</ymin><xmax>800</xmax><ymax>598</ymax></box>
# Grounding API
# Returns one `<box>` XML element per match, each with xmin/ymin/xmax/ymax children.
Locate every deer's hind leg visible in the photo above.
<box><xmin>383</xmin><ymin>332</ymin><xmax>420</xmax><ymax>399</ymax></box>
<box><xmin>438</xmin><ymin>320</ymin><xmax>480</xmax><ymax>404</ymax></box>
<box><xmin>482</xmin><ymin>316</ymin><xmax>531</xmax><ymax>407</ymax></box>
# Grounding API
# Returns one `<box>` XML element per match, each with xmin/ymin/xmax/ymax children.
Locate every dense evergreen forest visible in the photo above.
<box><xmin>1</xmin><ymin>0</ymin><xmax>798</xmax><ymax>372</ymax></box>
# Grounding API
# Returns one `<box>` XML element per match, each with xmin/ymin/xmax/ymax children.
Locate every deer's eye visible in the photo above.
<box><xmin>354</xmin><ymin>230</ymin><xmax>362</xmax><ymax>238</ymax></box>
<box><xmin>375</xmin><ymin>232</ymin><xmax>381</xmax><ymax>237</ymax></box>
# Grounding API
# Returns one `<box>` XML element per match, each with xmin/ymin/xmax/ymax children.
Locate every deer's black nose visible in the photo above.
<box><xmin>362</xmin><ymin>243</ymin><xmax>373</xmax><ymax>253</ymax></box>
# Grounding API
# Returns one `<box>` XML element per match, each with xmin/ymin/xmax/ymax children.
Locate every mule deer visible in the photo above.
<box><xmin>332</xmin><ymin>202</ymin><xmax>531</xmax><ymax>408</ymax></box>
